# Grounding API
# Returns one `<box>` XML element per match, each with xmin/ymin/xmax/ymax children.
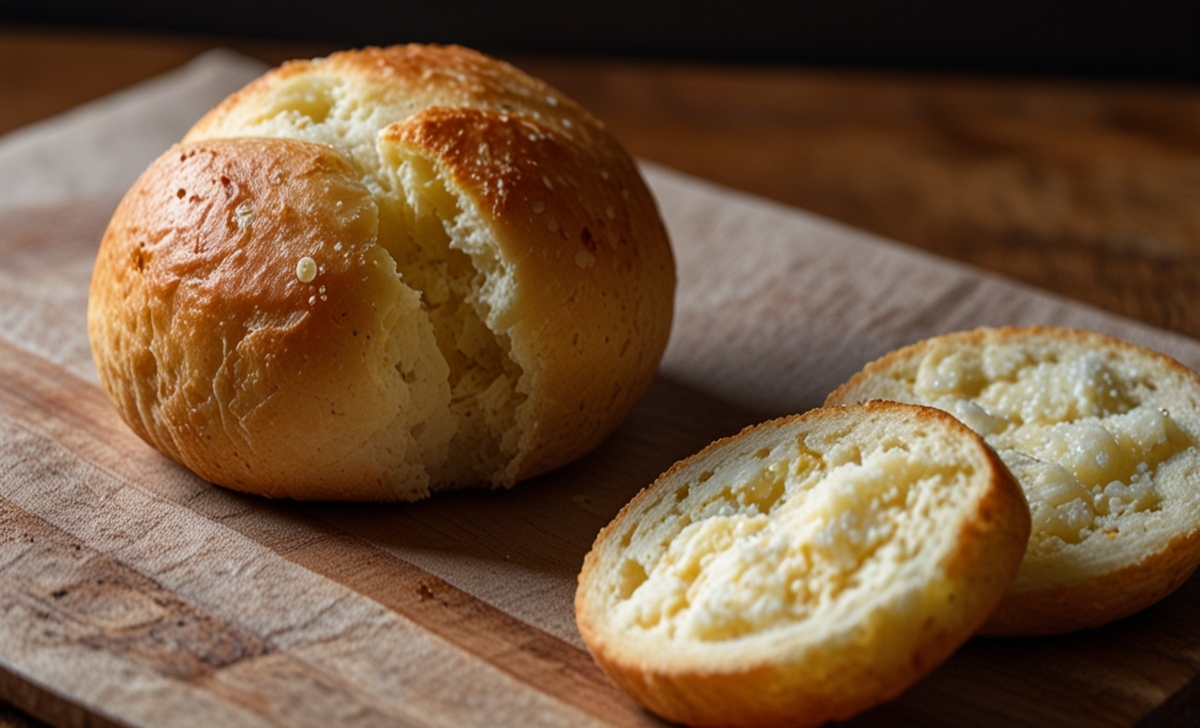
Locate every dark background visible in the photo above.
<box><xmin>2</xmin><ymin>0</ymin><xmax>1197</xmax><ymax>80</ymax></box>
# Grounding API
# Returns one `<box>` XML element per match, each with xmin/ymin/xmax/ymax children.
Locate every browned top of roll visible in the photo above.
<box><xmin>89</xmin><ymin>45</ymin><xmax>676</xmax><ymax>500</ymax></box>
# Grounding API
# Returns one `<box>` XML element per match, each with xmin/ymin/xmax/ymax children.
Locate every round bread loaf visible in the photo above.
<box><xmin>826</xmin><ymin>326</ymin><xmax>1200</xmax><ymax>635</ymax></box>
<box><xmin>576</xmin><ymin>402</ymin><xmax>1030</xmax><ymax>728</ymax></box>
<box><xmin>87</xmin><ymin>45</ymin><xmax>675</xmax><ymax>501</ymax></box>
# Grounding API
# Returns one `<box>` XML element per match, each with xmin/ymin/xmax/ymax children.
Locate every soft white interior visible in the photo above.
<box><xmin>604</xmin><ymin>424</ymin><xmax>978</xmax><ymax>646</ymax></box>
<box><xmin>377</xmin><ymin>146</ymin><xmax>526</xmax><ymax>485</ymax></box>
<box><xmin>202</xmin><ymin>72</ymin><xmax>528</xmax><ymax>487</ymax></box>
<box><xmin>906</xmin><ymin>340</ymin><xmax>1198</xmax><ymax>578</ymax></box>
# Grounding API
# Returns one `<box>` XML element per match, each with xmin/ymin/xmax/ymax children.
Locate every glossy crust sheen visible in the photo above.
<box><xmin>90</xmin><ymin>139</ymin><xmax>437</xmax><ymax>499</ymax></box>
<box><xmin>826</xmin><ymin>326</ymin><xmax>1200</xmax><ymax>635</ymax></box>
<box><xmin>88</xmin><ymin>45</ymin><xmax>675</xmax><ymax>499</ymax></box>
<box><xmin>576</xmin><ymin>402</ymin><xmax>1030</xmax><ymax>727</ymax></box>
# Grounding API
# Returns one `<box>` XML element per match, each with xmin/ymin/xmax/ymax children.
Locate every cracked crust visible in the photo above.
<box><xmin>88</xmin><ymin>45</ymin><xmax>675</xmax><ymax>500</ymax></box>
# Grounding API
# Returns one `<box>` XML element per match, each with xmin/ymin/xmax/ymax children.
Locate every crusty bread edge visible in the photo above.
<box><xmin>576</xmin><ymin>402</ymin><xmax>1031</xmax><ymax>727</ymax></box>
<box><xmin>826</xmin><ymin>325</ymin><xmax>1200</xmax><ymax>411</ymax></box>
<box><xmin>826</xmin><ymin>325</ymin><xmax>1200</xmax><ymax>636</ymax></box>
<box><xmin>980</xmin><ymin>527</ymin><xmax>1200</xmax><ymax>635</ymax></box>
<box><xmin>92</xmin><ymin>45</ymin><xmax>677</xmax><ymax>500</ymax></box>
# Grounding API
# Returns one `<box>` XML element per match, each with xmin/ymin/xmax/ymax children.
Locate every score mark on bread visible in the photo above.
<box><xmin>87</xmin><ymin>45</ymin><xmax>675</xmax><ymax>501</ymax></box>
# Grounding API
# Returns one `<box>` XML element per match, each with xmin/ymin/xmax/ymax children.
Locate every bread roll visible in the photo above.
<box><xmin>826</xmin><ymin>326</ymin><xmax>1200</xmax><ymax>635</ymax></box>
<box><xmin>576</xmin><ymin>402</ymin><xmax>1029</xmax><ymax>728</ymax></box>
<box><xmin>87</xmin><ymin>45</ymin><xmax>675</xmax><ymax>500</ymax></box>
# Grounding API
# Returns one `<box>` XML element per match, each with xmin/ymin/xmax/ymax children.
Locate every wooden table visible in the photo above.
<box><xmin>1</xmin><ymin>26</ymin><xmax>1198</xmax><ymax>728</ymax></box>
<box><xmin>3</xmin><ymin>28</ymin><xmax>1197</xmax><ymax>343</ymax></box>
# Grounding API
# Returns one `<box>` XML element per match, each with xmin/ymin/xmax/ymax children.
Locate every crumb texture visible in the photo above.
<box><xmin>576</xmin><ymin>403</ymin><xmax>1029</xmax><ymax>728</ymax></box>
<box><xmin>910</xmin><ymin>339</ymin><xmax>1193</xmax><ymax>555</ymax></box>
<box><xmin>613</xmin><ymin>443</ymin><xmax>972</xmax><ymax>642</ymax></box>
<box><xmin>827</xmin><ymin>327</ymin><xmax>1200</xmax><ymax>634</ymax></box>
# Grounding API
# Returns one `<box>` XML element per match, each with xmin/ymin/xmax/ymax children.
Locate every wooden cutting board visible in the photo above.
<box><xmin>2</xmin><ymin>51</ymin><xmax>1200</xmax><ymax>728</ymax></box>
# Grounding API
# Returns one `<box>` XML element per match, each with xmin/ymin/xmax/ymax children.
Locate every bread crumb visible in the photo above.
<box><xmin>234</xmin><ymin>200</ymin><xmax>257</xmax><ymax>230</ymax></box>
<box><xmin>296</xmin><ymin>256</ymin><xmax>318</xmax><ymax>282</ymax></box>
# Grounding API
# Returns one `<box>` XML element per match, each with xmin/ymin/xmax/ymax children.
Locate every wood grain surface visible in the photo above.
<box><xmin>2</xmin><ymin>28</ymin><xmax>1197</xmax><ymax>337</ymax></box>
<box><xmin>514</xmin><ymin>57</ymin><xmax>1200</xmax><ymax>341</ymax></box>
<box><xmin>2</xmin><ymin>26</ymin><xmax>1200</xmax><ymax>728</ymax></box>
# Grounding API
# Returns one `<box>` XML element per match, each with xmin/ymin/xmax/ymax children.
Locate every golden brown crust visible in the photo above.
<box><xmin>576</xmin><ymin>402</ymin><xmax>1030</xmax><ymax>727</ymax></box>
<box><xmin>980</xmin><ymin>518</ymin><xmax>1200</xmax><ymax>635</ymax></box>
<box><xmin>826</xmin><ymin>326</ymin><xmax>1200</xmax><ymax>635</ymax></box>
<box><xmin>89</xmin><ymin>45</ymin><xmax>675</xmax><ymax>499</ymax></box>
<box><xmin>189</xmin><ymin>45</ymin><xmax>602</xmax><ymax>144</ymax></box>
<box><xmin>827</xmin><ymin>326</ymin><xmax>1156</xmax><ymax>406</ymax></box>
<box><xmin>88</xmin><ymin>138</ymin><xmax>436</xmax><ymax>499</ymax></box>
<box><xmin>379</xmin><ymin>103</ymin><xmax>673</xmax><ymax>480</ymax></box>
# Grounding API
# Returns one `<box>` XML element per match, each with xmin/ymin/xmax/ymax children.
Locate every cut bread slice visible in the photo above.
<box><xmin>826</xmin><ymin>326</ymin><xmax>1200</xmax><ymax>635</ymax></box>
<box><xmin>575</xmin><ymin>402</ymin><xmax>1029</xmax><ymax>728</ymax></box>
